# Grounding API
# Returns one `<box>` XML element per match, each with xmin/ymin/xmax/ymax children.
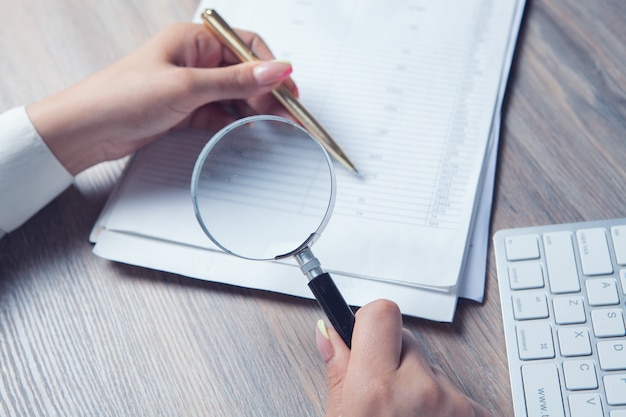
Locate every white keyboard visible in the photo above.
<box><xmin>493</xmin><ymin>218</ymin><xmax>626</xmax><ymax>417</ymax></box>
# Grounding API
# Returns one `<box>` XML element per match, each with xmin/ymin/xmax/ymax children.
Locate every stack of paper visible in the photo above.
<box><xmin>90</xmin><ymin>0</ymin><xmax>526</xmax><ymax>321</ymax></box>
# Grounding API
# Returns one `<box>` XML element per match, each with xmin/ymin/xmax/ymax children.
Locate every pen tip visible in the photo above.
<box><xmin>346</xmin><ymin>161</ymin><xmax>359</xmax><ymax>175</ymax></box>
<box><xmin>341</xmin><ymin>160</ymin><xmax>359</xmax><ymax>175</ymax></box>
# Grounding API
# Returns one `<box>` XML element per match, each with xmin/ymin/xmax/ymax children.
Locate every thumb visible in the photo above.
<box><xmin>190</xmin><ymin>60</ymin><xmax>293</xmax><ymax>103</ymax></box>
<box><xmin>316</xmin><ymin>320</ymin><xmax>350</xmax><ymax>417</ymax></box>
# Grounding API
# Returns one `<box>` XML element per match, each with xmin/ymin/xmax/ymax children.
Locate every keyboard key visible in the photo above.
<box><xmin>605</xmin><ymin>374</ymin><xmax>626</xmax><ymax>405</ymax></box>
<box><xmin>553</xmin><ymin>296</ymin><xmax>586</xmax><ymax>324</ymax></box>
<box><xmin>544</xmin><ymin>232</ymin><xmax>580</xmax><ymax>293</ymax></box>
<box><xmin>508</xmin><ymin>262</ymin><xmax>544</xmax><ymax>290</ymax></box>
<box><xmin>563</xmin><ymin>360</ymin><xmax>597</xmax><ymax>390</ymax></box>
<box><xmin>516</xmin><ymin>322</ymin><xmax>555</xmax><ymax>360</ymax></box>
<box><xmin>505</xmin><ymin>234</ymin><xmax>540</xmax><ymax>261</ymax></box>
<box><xmin>611</xmin><ymin>225</ymin><xmax>626</xmax><ymax>266</ymax></box>
<box><xmin>591</xmin><ymin>308</ymin><xmax>625</xmax><ymax>338</ymax></box>
<box><xmin>568</xmin><ymin>393</ymin><xmax>603</xmax><ymax>417</ymax></box>
<box><xmin>558</xmin><ymin>327</ymin><xmax>591</xmax><ymax>357</ymax></box>
<box><xmin>611</xmin><ymin>410</ymin><xmax>626</xmax><ymax>417</ymax></box>
<box><xmin>521</xmin><ymin>363</ymin><xmax>565</xmax><ymax>417</ymax></box>
<box><xmin>576</xmin><ymin>228</ymin><xmax>613</xmax><ymax>276</ymax></box>
<box><xmin>512</xmin><ymin>292</ymin><xmax>549</xmax><ymax>320</ymax></box>
<box><xmin>598</xmin><ymin>340</ymin><xmax>626</xmax><ymax>370</ymax></box>
<box><xmin>586</xmin><ymin>278</ymin><xmax>619</xmax><ymax>306</ymax></box>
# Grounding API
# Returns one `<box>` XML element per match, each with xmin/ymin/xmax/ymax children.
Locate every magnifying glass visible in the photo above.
<box><xmin>190</xmin><ymin>115</ymin><xmax>355</xmax><ymax>348</ymax></box>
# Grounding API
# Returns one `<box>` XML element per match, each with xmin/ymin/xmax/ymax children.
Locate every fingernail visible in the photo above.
<box><xmin>316</xmin><ymin>319</ymin><xmax>334</xmax><ymax>363</ymax></box>
<box><xmin>318</xmin><ymin>319</ymin><xmax>330</xmax><ymax>339</ymax></box>
<box><xmin>253</xmin><ymin>60</ymin><xmax>292</xmax><ymax>86</ymax></box>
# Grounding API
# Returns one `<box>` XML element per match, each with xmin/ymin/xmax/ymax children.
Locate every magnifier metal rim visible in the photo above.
<box><xmin>190</xmin><ymin>114</ymin><xmax>337</xmax><ymax>261</ymax></box>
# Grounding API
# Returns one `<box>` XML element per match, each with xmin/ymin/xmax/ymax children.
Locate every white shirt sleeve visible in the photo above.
<box><xmin>0</xmin><ymin>106</ymin><xmax>74</xmax><ymax>238</ymax></box>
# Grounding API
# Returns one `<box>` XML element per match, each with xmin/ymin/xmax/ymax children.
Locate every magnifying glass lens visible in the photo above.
<box><xmin>191</xmin><ymin>116</ymin><xmax>335</xmax><ymax>260</ymax></box>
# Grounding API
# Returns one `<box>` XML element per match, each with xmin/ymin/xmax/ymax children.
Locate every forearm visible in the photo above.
<box><xmin>27</xmin><ymin>82</ymin><xmax>107</xmax><ymax>175</ymax></box>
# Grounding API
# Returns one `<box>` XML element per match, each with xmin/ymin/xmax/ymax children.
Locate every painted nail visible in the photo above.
<box><xmin>253</xmin><ymin>60</ymin><xmax>292</xmax><ymax>86</ymax></box>
<box><xmin>318</xmin><ymin>319</ymin><xmax>330</xmax><ymax>339</ymax></box>
<box><xmin>316</xmin><ymin>319</ymin><xmax>334</xmax><ymax>363</ymax></box>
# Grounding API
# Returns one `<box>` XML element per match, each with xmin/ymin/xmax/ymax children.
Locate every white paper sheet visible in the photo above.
<box><xmin>189</xmin><ymin>0</ymin><xmax>523</xmax><ymax>288</ymax></box>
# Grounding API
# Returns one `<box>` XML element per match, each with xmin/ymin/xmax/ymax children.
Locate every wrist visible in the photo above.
<box><xmin>27</xmin><ymin>88</ymin><xmax>104</xmax><ymax>175</ymax></box>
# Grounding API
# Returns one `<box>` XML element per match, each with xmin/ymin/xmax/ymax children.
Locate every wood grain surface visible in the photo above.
<box><xmin>1</xmin><ymin>0</ymin><xmax>625</xmax><ymax>415</ymax></box>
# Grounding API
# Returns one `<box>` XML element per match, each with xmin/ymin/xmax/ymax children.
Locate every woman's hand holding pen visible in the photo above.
<box><xmin>318</xmin><ymin>300</ymin><xmax>493</xmax><ymax>417</ymax></box>
<box><xmin>27</xmin><ymin>23</ymin><xmax>297</xmax><ymax>175</ymax></box>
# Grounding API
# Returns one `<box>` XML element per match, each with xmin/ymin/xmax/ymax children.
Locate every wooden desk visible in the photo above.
<box><xmin>1</xmin><ymin>1</ymin><xmax>624</xmax><ymax>415</ymax></box>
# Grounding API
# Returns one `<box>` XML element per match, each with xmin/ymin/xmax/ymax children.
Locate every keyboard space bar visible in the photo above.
<box><xmin>522</xmin><ymin>363</ymin><xmax>565</xmax><ymax>417</ymax></box>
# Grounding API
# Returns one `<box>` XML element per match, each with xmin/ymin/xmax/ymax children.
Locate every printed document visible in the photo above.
<box><xmin>90</xmin><ymin>0</ymin><xmax>526</xmax><ymax>321</ymax></box>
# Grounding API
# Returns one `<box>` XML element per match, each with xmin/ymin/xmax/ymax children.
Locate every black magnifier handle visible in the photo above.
<box><xmin>308</xmin><ymin>272</ymin><xmax>355</xmax><ymax>348</ymax></box>
<box><xmin>295</xmin><ymin>247</ymin><xmax>355</xmax><ymax>348</ymax></box>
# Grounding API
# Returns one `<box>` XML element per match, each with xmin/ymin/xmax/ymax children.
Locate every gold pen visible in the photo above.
<box><xmin>201</xmin><ymin>9</ymin><xmax>358</xmax><ymax>173</ymax></box>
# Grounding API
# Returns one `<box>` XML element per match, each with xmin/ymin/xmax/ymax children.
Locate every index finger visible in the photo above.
<box><xmin>349</xmin><ymin>299</ymin><xmax>404</xmax><ymax>374</ymax></box>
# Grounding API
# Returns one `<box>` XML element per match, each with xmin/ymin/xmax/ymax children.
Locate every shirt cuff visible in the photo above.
<box><xmin>0</xmin><ymin>106</ymin><xmax>74</xmax><ymax>233</ymax></box>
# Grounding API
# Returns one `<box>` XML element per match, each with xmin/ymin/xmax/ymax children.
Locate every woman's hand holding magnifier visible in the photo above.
<box><xmin>319</xmin><ymin>300</ymin><xmax>494</xmax><ymax>417</ymax></box>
